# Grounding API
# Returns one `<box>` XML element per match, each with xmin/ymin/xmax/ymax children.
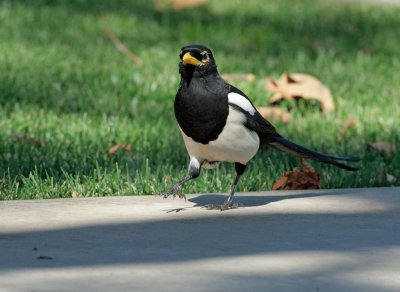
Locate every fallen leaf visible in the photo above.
<box><xmin>71</xmin><ymin>190</ymin><xmax>79</xmax><ymax>198</ymax></box>
<box><xmin>271</xmin><ymin>175</ymin><xmax>288</xmax><ymax>190</ymax></box>
<box><xmin>222</xmin><ymin>73</ymin><xmax>255</xmax><ymax>82</ymax></box>
<box><xmin>266</xmin><ymin>73</ymin><xmax>335</xmax><ymax>113</ymax></box>
<box><xmin>154</xmin><ymin>0</ymin><xmax>208</xmax><ymax>11</ymax></box>
<box><xmin>257</xmin><ymin>107</ymin><xmax>291</xmax><ymax>123</ymax></box>
<box><xmin>339</xmin><ymin>117</ymin><xmax>358</xmax><ymax>137</ymax></box>
<box><xmin>367</xmin><ymin>141</ymin><xmax>395</xmax><ymax>155</ymax></box>
<box><xmin>124</xmin><ymin>144</ymin><xmax>132</xmax><ymax>152</ymax></box>
<box><xmin>386</xmin><ymin>174</ymin><xmax>396</xmax><ymax>184</ymax></box>
<box><xmin>108</xmin><ymin>144</ymin><xmax>132</xmax><ymax>155</ymax></box>
<box><xmin>299</xmin><ymin>159</ymin><xmax>315</xmax><ymax>172</ymax></box>
<box><xmin>272</xmin><ymin>159</ymin><xmax>320</xmax><ymax>190</ymax></box>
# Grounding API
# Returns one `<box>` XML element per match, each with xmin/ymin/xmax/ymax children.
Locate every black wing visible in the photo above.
<box><xmin>226</xmin><ymin>85</ymin><xmax>360</xmax><ymax>170</ymax></box>
<box><xmin>228</xmin><ymin>85</ymin><xmax>281</xmax><ymax>143</ymax></box>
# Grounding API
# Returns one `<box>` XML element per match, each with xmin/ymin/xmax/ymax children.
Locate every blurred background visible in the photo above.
<box><xmin>0</xmin><ymin>0</ymin><xmax>399</xmax><ymax>199</ymax></box>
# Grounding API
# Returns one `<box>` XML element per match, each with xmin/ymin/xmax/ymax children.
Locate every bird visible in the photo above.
<box><xmin>160</xmin><ymin>44</ymin><xmax>360</xmax><ymax>210</ymax></box>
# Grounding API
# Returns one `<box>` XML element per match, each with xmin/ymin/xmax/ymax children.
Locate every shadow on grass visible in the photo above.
<box><xmin>1</xmin><ymin>126</ymin><xmax>397</xmax><ymax>194</ymax></box>
<box><xmin>1</xmin><ymin>0</ymin><xmax>398</xmax><ymax>119</ymax></box>
<box><xmin>6</xmin><ymin>0</ymin><xmax>398</xmax><ymax>58</ymax></box>
<box><xmin>1</xmin><ymin>0</ymin><xmax>399</xmax><ymax>193</ymax></box>
<box><xmin>2</xmin><ymin>0</ymin><xmax>399</xmax><ymax>115</ymax></box>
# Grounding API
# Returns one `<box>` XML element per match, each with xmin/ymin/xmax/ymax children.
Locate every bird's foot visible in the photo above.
<box><xmin>159</xmin><ymin>184</ymin><xmax>186</xmax><ymax>201</ymax></box>
<box><xmin>202</xmin><ymin>201</ymin><xmax>243</xmax><ymax>211</ymax></box>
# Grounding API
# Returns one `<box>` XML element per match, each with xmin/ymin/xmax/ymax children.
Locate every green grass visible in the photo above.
<box><xmin>0</xmin><ymin>0</ymin><xmax>399</xmax><ymax>200</ymax></box>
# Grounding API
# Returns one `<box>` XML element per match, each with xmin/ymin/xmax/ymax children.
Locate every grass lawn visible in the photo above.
<box><xmin>0</xmin><ymin>0</ymin><xmax>399</xmax><ymax>200</ymax></box>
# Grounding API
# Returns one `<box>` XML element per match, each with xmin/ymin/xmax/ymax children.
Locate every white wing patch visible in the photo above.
<box><xmin>227</xmin><ymin>92</ymin><xmax>256</xmax><ymax>115</ymax></box>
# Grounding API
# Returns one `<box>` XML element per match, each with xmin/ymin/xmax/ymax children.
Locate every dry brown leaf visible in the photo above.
<box><xmin>124</xmin><ymin>143</ymin><xmax>132</xmax><ymax>152</ymax></box>
<box><xmin>104</xmin><ymin>27</ymin><xmax>143</xmax><ymax>65</ymax></box>
<box><xmin>299</xmin><ymin>159</ymin><xmax>315</xmax><ymax>172</ymax></box>
<box><xmin>108</xmin><ymin>144</ymin><xmax>132</xmax><ymax>155</ymax></box>
<box><xmin>271</xmin><ymin>175</ymin><xmax>288</xmax><ymax>190</ymax></box>
<box><xmin>272</xmin><ymin>159</ymin><xmax>320</xmax><ymax>190</ymax></box>
<box><xmin>154</xmin><ymin>0</ymin><xmax>208</xmax><ymax>11</ymax></box>
<box><xmin>221</xmin><ymin>73</ymin><xmax>255</xmax><ymax>82</ymax></box>
<box><xmin>71</xmin><ymin>190</ymin><xmax>79</xmax><ymax>198</ymax></box>
<box><xmin>266</xmin><ymin>73</ymin><xmax>335</xmax><ymax>113</ymax></box>
<box><xmin>257</xmin><ymin>107</ymin><xmax>291</xmax><ymax>123</ymax></box>
<box><xmin>367</xmin><ymin>141</ymin><xmax>395</xmax><ymax>155</ymax></box>
<box><xmin>339</xmin><ymin>117</ymin><xmax>358</xmax><ymax>137</ymax></box>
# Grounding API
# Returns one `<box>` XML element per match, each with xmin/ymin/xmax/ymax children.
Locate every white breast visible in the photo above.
<box><xmin>180</xmin><ymin>106</ymin><xmax>260</xmax><ymax>165</ymax></box>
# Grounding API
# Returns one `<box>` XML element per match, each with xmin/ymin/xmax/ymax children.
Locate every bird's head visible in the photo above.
<box><xmin>179</xmin><ymin>44</ymin><xmax>217</xmax><ymax>86</ymax></box>
<box><xmin>179</xmin><ymin>44</ymin><xmax>215</xmax><ymax>67</ymax></box>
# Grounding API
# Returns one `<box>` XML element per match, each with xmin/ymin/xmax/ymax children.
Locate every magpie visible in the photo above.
<box><xmin>160</xmin><ymin>44</ymin><xmax>360</xmax><ymax>210</ymax></box>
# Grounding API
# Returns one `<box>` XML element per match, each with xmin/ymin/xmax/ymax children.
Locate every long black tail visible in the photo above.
<box><xmin>268</xmin><ymin>136</ymin><xmax>361</xmax><ymax>171</ymax></box>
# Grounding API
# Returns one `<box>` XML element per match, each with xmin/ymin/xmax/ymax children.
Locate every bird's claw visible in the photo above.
<box><xmin>202</xmin><ymin>202</ymin><xmax>243</xmax><ymax>211</ymax></box>
<box><xmin>159</xmin><ymin>184</ymin><xmax>186</xmax><ymax>201</ymax></box>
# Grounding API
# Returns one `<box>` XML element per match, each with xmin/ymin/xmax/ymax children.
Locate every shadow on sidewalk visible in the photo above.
<box><xmin>188</xmin><ymin>189</ymin><xmax>353</xmax><ymax>208</ymax></box>
<box><xmin>1</xmin><ymin>189</ymin><xmax>399</xmax><ymax>274</ymax></box>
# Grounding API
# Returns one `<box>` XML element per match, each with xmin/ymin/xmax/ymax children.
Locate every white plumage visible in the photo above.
<box><xmin>181</xmin><ymin>104</ymin><xmax>260</xmax><ymax>169</ymax></box>
<box><xmin>227</xmin><ymin>92</ymin><xmax>256</xmax><ymax>115</ymax></box>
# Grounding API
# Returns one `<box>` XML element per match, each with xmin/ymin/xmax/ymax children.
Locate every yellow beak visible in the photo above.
<box><xmin>182</xmin><ymin>52</ymin><xmax>201</xmax><ymax>66</ymax></box>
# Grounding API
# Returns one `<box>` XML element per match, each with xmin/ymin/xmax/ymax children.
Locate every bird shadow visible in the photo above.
<box><xmin>162</xmin><ymin>189</ymin><xmax>356</xmax><ymax>212</ymax></box>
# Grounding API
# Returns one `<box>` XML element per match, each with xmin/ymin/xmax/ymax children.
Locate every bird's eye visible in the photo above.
<box><xmin>201</xmin><ymin>52</ymin><xmax>208</xmax><ymax>60</ymax></box>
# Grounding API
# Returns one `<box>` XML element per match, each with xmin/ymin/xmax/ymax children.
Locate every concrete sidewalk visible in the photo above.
<box><xmin>1</xmin><ymin>187</ymin><xmax>399</xmax><ymax>291</ymax></box>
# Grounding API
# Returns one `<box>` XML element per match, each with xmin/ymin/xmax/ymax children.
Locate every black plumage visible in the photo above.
<box><xmin>174</xmin><ymin>63</ymin><xmax>229</xmax><ymax>144</ymax></box>
<box><xmin>161</xmin><ymin>44</ymin><xmax>360</xmax><ymax>210</ymax></box>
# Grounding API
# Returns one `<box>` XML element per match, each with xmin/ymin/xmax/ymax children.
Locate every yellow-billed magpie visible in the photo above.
<box><xmin>161</xmin><ymin>44</ymin><xmax>360</xmax><ymax>210</ymax></box>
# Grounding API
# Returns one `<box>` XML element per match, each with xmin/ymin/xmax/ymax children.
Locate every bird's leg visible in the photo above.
<box><xmin>160</xmin><ymin>175</ymin><xmax>193</xmax><ymax>200</ymax></box>
<box><xmin>160</xmin><ymin>158</ymin><xmax>201</xmax><ymax>201</ymax></box>
<box><xmin>219</xmin><ymin>173</ymin><xmax>243</xmax><ymax>210</ymax></box>
<box><xmin>205</xmin><ymin>163</ymin><xmax>247</xmax><ymax>211</ymax></box>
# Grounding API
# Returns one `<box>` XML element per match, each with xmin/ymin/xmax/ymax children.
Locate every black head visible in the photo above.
<box><xmin>179</xmin><ymin>44</ymin><xmax>215</xmax><ymax>67</ymax></box>
<box><xmin>179</xmin><ymin>44</ymin><xmax>217</xmax><ymax>87</ymax></box>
